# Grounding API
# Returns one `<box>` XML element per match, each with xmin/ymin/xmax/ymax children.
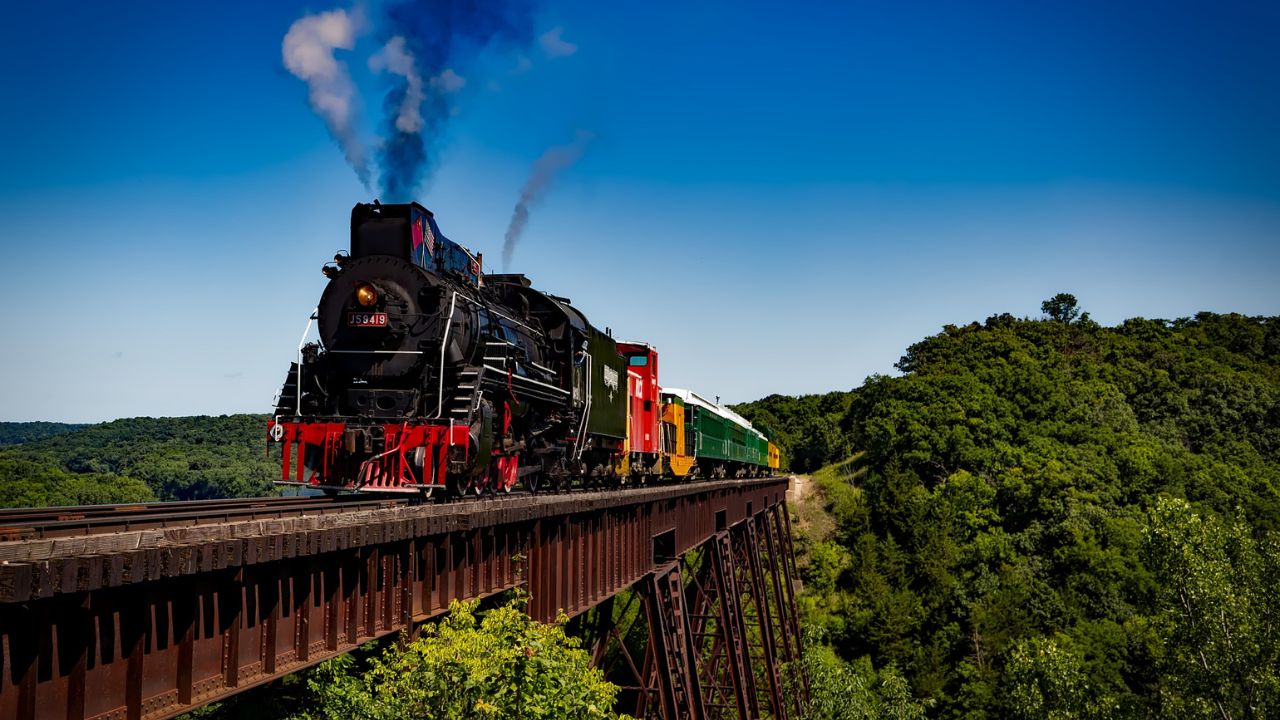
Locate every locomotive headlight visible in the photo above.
<box><xmin>355</xmin><ymin>282</ymin><xmax>378</xmax><ymax>307</ymax></box>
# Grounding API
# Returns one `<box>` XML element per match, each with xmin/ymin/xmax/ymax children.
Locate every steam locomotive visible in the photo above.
<box><xmin>268</xmin><ymin>201</ymin><xmax>779</xmax><ymax>496</ymax></box>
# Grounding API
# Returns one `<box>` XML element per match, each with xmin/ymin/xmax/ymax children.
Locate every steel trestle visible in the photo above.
<box><xmin>590</xmin><ymin>502</ymin><xmax>809</xmax><ymax>719</ymax></box>
<box><xmin>0</xmin><ymin>478</ymin><xmax>803</xmax><ymax>720</ymax></box>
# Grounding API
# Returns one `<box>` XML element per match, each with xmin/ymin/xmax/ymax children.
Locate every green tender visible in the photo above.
<box><xmin>581</xmin><ymin>327</ymin><xmax>627</xmax><ymax>439</ymax></box>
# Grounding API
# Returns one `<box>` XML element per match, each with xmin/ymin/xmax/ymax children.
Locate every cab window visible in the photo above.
<box><xmin>628</xmin><ymin>355</ymin><xmax>649</xmax><ymax>367</ymax></box>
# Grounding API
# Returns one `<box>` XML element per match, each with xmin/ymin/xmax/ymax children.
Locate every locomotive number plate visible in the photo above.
<box><xmin>348</xmin><ymin>312</ymin><xmax>389</xmax><ymax>327</ymax></box>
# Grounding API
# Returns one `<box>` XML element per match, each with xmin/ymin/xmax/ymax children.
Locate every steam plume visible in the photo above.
<box><xmin>376</xmin><ymin>0</ymin><xmax>535</xmax><ymax>201</ymax></box>
<box><xmin>503</xmin><ymin>130</ymin><xmax>594</xmax><ymax>269</ymax></box>
<box><xmin>282</xmin><ymin>9</ymin><xmax>370</xmax><ymax>188</ymax></box>
<box><xmin>538</xmin><ymin>27</ymin><xmax>577</xmax><ymax>58</ymax></box>
<box><xmin>369</xmin><ymin>36</ymin><xmax>424</xmax><ymax>133</ymax></box>
<box><xmin>282</xmin><ymin>1</ymin><xmax>549</xmax><ymax>199</ymax></box>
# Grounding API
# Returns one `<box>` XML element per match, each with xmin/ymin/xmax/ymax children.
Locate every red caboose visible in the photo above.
<box><xmin>616</xmin><ymin>341</ymin><xmax>662</xmax><ymax>475</ymax></box>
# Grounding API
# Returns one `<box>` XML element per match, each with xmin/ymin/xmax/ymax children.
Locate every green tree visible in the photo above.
<box><xmin>793</xmin><ymin>642</ymin><xmax>931</xmax><ymax>720</ymax></box>
<box><xmin>1041</xmin><ymin>293</ymin><xmax>1082</xmax><ymax>324</ymax></box>
<box><xmin>1143</xmin><ymin>497</ymin><xmax>1280</xmax><ymax>719</ymax></box>
<box><xmin>1003</xmin><ymin>635</ymin><xmax>1116</xmax><ymax>720</ymax></box>
<box><xmin>292</xmin><ymin>599</ymin><xmax>626</xmax><ymax>720</ymax></box>
<box><xmin>0</xmin><ymin>456</ymin><xmax>154</xmax><ymax>507</ymax></box>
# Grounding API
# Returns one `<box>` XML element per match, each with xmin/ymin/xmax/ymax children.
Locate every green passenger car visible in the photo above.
<box><xmin>662</xmin><ymin>388</ymin><xmax>770</xmax><ymax>474</ymax></box>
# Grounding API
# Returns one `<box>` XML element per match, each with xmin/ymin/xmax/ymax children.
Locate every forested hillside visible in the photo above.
<box><xmin>0</xmin><ymin>422</ymin><xmax>88</xmax><ymax>446</ymax></box>
<box><xmin>740</xmin><ymin>298</ymin><xmax>1280</xmax><ymax>718</ymax></box>
<box><xmin>0</xmin><ymin>415</ymin><xmax>278</xmax><ymax>507</ymax></box>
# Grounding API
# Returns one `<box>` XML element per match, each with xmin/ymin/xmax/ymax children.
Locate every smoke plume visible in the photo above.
<box><xmin>538</xmin><ymin>27</ymin><xmax>578</xmax><ymax>58</ymax></box>
<box><xmin>369</xmin><ymin>36</ymin><xmax>424</xmax><ymax>134</ymax></box>
<box><xmin>282</xmin><ymin>9</ymin><xmax>370</xmax><ymax>188</ymax></box>
<box><xmin>503</xmin><ymin>130</ymin><xmax>594</xmax><ymax>269</ymax></box>
<box><xmin>284</xmin><ymin>1</ymin><xmax>563</xmax><ymax>200</ymax></box>
<box><xmin>375</xmin><ymin>0</ymin><xmax>535</xmax><ymax>201</ymax></box>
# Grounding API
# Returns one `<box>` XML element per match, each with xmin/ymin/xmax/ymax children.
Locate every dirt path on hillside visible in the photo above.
<box><xmin>786</xmin><ymin>473</ymin><xmax>837</xmax><ymax>545</ymax></box>
<box><xmin>786</xmin><ymin>474</ymin><xmax>814</xmax><ymax>505</ymax></box>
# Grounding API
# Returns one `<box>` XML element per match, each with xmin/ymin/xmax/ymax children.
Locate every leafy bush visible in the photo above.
<box><xmin>290</xmin><ymin>599</ymin><xmax>626</xmax><ymax>720</ymax></box>
<box><xmin>791</xmin><ymin>641</ymin><xmax>932</xmax><ymax>720</ymax></box>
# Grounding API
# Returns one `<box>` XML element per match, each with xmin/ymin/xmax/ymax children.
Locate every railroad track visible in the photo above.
<box><xmin>0</xmin><ymin>494</ymin><xmax>410</xmax><ymax>541</ymax></box>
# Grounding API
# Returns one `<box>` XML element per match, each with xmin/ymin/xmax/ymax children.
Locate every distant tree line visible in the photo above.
<box><xmin>0</xmin><ymin>415</ymin><xmax>278</xmax><ymax>507</ymax></box>
<box><xmin>0</xmin><ymin>421</ymin><xmax>87</xmax><ymax>446</ymax></box>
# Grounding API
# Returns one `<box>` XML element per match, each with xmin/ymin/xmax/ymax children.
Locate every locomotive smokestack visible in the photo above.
<box><xmin>502</xmin><ymin>130</ymin><xmax>594</xmax><ymax>270</ymax></box>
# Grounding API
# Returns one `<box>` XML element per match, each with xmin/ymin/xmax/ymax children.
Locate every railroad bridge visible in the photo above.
<box><xmin>0</xmin><ymin>478</ymin><xmax>807</xmax><ymax>720</ymax></box>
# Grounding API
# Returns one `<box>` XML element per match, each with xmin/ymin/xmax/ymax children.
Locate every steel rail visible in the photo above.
<box><xmin>0</xmin><ymin>494</ymin><xmax>367</xmax><ymax>522</ymax></box>
<box><xmin>0</xmin><ymin>495</ymin><xmax>407</xmax><ymax>541</ymax></box>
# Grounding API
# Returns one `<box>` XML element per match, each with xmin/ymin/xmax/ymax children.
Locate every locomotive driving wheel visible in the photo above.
<box><xmin>487</xmin><ymin>461</ymin><xmax>511</xmax><ymax>495</ymax></box>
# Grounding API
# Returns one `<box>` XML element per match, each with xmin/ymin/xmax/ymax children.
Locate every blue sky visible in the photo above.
<box><xmin>0</xmin><ymin>0</ymin><xmax>1277</xmax><ymax>422</ymax></box>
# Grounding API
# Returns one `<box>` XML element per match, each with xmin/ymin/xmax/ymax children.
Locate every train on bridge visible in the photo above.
<box><xmin>269</xmin><ymin>201</ymin><xmax>780</xmax><ymax>496</ymax></box>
